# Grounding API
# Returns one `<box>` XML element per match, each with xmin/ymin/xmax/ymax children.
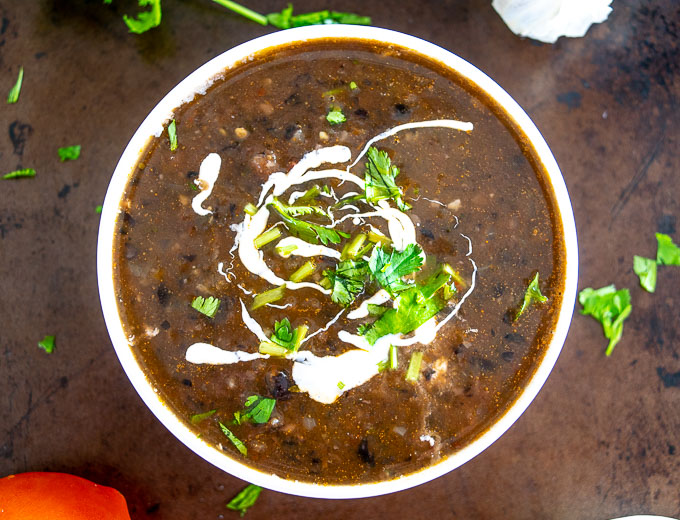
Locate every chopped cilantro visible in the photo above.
<box><xmin>656</xmin><ymin>233</ymin><xmax>680</xmax><ymax>266</ymax></box>
<box><xmin>95</xmin><ymin>205</ymin><xmax>103</xmax><ymax>214</ymax></box>
<box><xmin>350</xmin><ymin>81</ymin><xmax>358</xmax><ymax>90</ymax></box>
<box><xmin>123</xmin><ymin>0</ymin><xmax>162</xmax><ymax>34</ymax></box>
<box><xmin>227</xmin><ymin>484</ymin><xmax>262</xmax><ymax>517</ymax></box>
<box><xmin>337</xmin><ymin>381</ymin><xmax>345</xmax><ymax>390</ymax></box>
<box><xmin>269</xmin><ymin>318</ymin><xmax>307</xmax><ymax>351</ymax></box>
<box><xmin>633</xmin><ymin>255</ymin><xmax>657</xmax><ymax>293</ymax></box>
<box><xmin>190</xmin><ymin>409</ymin><xmax>216</xmax><ymax>424</ymax></box>
<box><xmin>388</xmin><ymin>344</ymin><xmax>398</xmax><ymax>370</ymax></box>
<box><xmin>326</xmin><ymin>107</ymin><xmax>346</xmax><ymax>125</ymax></box>
<box><xmin>191</xmin><ymin>296</ymin><xmax>221</xmax><ymax>318</ymax></box>
<box><xmin>368</xmin><ymin>243</ymin><xmax>423</xmax><ymax>296</ymax></box>
<box><xmin>7</xmin><ymin>66</ymin><xmax>23</xmax><ymax>104</ymax></box>
<box><xmin>364</xmin><ymin>147</ymin><xmax>411</xmax><ymax>211</ymax></box>
<box><xmin>58</xmin><ymin>145</ymin><xmax>81</xmax><ymax>162</ymax></box>
<box><xmin>405</xmin><ymin>351</ymin><xmax>423</xmax><ymax>382</ymax></box>
<box><xmin>219</xmin><ymin>422</ymin><xmax>247</xmax><ymax>456</ymax></box>
<box><xmin>360</xmin><ymin>286</ymin><xmax>445</xmax><ymax>345</ymax></box>
<box><xmin>516</xmin><ymin>272</ymin><xmax>548</xmax><ymax>319</ymax></box>
<box><xmin>168</xmin><ymin>119</ymin><xmax>178</xmax><ymax>151</ymax></box>
<box><xmin>268</xmin><ymin>197</ymin><xmax>348</xmax><ymax>245</ymax></box>
<box><xmin>579</xmin><ymin>285</ymin><xmax>632</xmax><ymax>356</ymax></box>
<box><xmin>324</xmin><ymin>259</ymin><xmax>369</xmax><ymax>306</ymax></box>
<box><xmin>233</xmin><ymin>395</ymin><xmax>276</xmax><ymax>425</ymax></box>
<box><xmin>3</xmin><ymin>168</ymin><xmax>36</xmax><ymax>180</ymax></box>
<box><xmin>38</xmin><ymin>335</ymin><xmax>55</xmax><ymax>354</ymax></box>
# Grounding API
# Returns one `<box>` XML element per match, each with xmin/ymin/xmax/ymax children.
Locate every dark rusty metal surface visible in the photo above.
<box><xmin>1</xmin><ymin>1</ymin><xmax>679</xmax><ymax>518</ymax></box>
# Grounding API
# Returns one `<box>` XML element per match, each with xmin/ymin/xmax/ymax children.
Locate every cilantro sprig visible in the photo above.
<box><xmin>368</xmin><ymin>243</ymin><xmax>423</xmax><ymax>296</ymax></box>
<box><xmin>324</xmin><ymin>259</ymin><xmax>369</xmax><ymax>306</ymax></box>
<box><xmin>219</xmin><ymin>422</ymin><xmax>247</xmax><ymax>456</ymax></box>
<box><xmin>364</xmin><ymin>147</ymin><xmax>411</xmax><ymax>211</ymax></box>
<box><xmin>123</xmin><ymin>0</ymin><xmax>162</xmax><ymax>34</ymax></box>
<box><xmin>233</xmin><ymin>395</ymin><xmax>276</xmax><ymax>425</ymax></box>
<box><xmin>579</xmin><ymin>285</ymin><xmax>632</xmax><ymax>356</ymax></box>
<box><xmin>656</xmin><ymin>232</ymin><xmax>680</xmax><ymax>266</ymax></box>
<box><xmin>58</xmin><ymin>145</ymin><xmax>81</xmax><ymax>162</ymax></box>
<box><xmin>326</xmin><ymin>107</ymin><xmax>346</xmax><ymax>125</ymax></box>
<box><xmin>515</xmin><ymin>272</ymin><xmax>548</xmax><ymax>319</ymax></box>
<box><xmin>38</xmin><ymin>335</ymin><xmax>55</xmax><ymax>354</ymax></box>
<box><xmin>212</xmin><ymin>0</ymin><xmax>371</xmax><ymax>29</ymax></box>
<box><xmin>191</xmin><ymin>296</ymin><xmax>221</xmax><ymax>318</ymax></box>
<box><xmin>227</xmin><ymin>484</ymin><xmax>262</xmax><ymax>517</ymax></box>
<box><xmin>633</xmin><ymin>255</ymin><xmax>657</xmax><ymax>293</ymax></box>
<box><xmin>268</xmin><ymin>197</ymin><xmax>348</xmax><ymax>245</ymax></box>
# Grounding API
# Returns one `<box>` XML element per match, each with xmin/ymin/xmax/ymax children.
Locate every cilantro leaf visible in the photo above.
<box><xmin>360</xmin><ymin>286</ymin><xmax>445</xmax><ymax>345</ymax></box>
<box><xmin>579</xmin><ymin>285</ymin><xmax>632</xmax><ymax>356</ymax></box>
<box><xmin>368</xmin><ymin>243</ymin><xmax>423</xmax><ymax>296</ymax></box>
<box><xmin>95</xmin><ymin>205</ymin><xmax>103</xmax><ymax>214</ymax></box>
<box><xmin>233</xmin><ymin>395</ymin><xmax>276</xmax><ymax>425</ymax></box>
<box><xmin>123</xmin><ymin>0</ymin><xmax>162</xmax><ymax>34</ymax></box>
<box><xmin>3</xmin><ymin>168</ymin><xmax>36</xmax><ymax>180</ymax></box>
<box><xmin>516</xmin><ymin>272</ymin><xmax>548</xmax><ymax>319</ymax></box>
<box><xmin>227</xmin><ymin>484</ymin><xmax>262</xmax><ymax>517</ymax></box>
<box><xmin>219</xmin><ymin>422</ymin><xmax>247</xmax><ymax>456</ymax></box>
<box><xmin>364</xmin><ymin>147</ymin><xmax>411</xmax><ymax>211</ymax></box>
<box><xmin>190</xmin><ymin>409</ymin><xmax>216</xmax><ymax>424</ymax></box>
<box><xmin>58</xmin><ymin>145</ymin><xmax>81</xmax><ymax>162</ymax></box>
<box><xmin>38</xmin><ymin>335</ymin><xmax>55</xmax><ymax>354</ymax></box>
<box><xmin>324</xmin><ymin>259</ymin><xmax>369</xmax><ymax>306</ymax></box>
<box><xmin>7</xmin><ymin>66</ymin><xmax>23</xmax><ymax>104</ymax></box>
<box><xmin>168</xmin><ymin>119</ymin><xmax>178</xmax><ymax>151</ymax></box>
<box><xmin>268</xmin><ymin>197</ymin><xmax>348</xmax><ymax>245</ymax></box>
<box><xmin>633</xmin><ymin>255</ymin><xmax>657</xmax><ymax>293</ymax></box>
<box><xmin>326</xmin><ymin>107</ymin><xmax>346</xmax><ymax>125</ymax></box>
<box><xmin>191</xmin><ymin>296</ymin><xmax>221</xmax><ymax>318</ymax></box>
<box><xmin>656</xmin><ymin>233</ymin><xmax>680</xmax><ymax>266</ymax></box>
<box><xmin>266</xmin><ymin>4</ymin><xmax>371</xmax><ymax>29</ymax></box>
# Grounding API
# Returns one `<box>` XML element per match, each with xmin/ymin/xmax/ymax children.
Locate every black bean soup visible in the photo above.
<box><xmin>113</xmin><ymin>39</ymin><xmax>565</xmax><ymax>484</ymax></box>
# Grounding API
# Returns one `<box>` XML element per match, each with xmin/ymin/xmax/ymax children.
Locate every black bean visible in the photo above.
<box><xmin>502</xmin><ymin>351</ymin><xmax>515</xmax><ymax>362</ymax></box>
<box><xmin>504</xmin><ymin>333</ymin><xmax>526</xmax><ymax>344</ymax></box>
<box><xmin>266</xmin><ymin>370</ymin><xmax>292</xmax><ymax>400</ymax></box>
<box><xmin>423</xmin><ymin>367</ymin><xmax>435</xmax><ymax>381</ymax></box>
<box><xmin>357</xmin><ymin>438</ymin><xmax>375</xmax><ymax>466</ymax></box>
<box><xmin>156</xmin><ymin>283</ymin><xmax>171</xmax><ymax>306</ymax></box>
<box><xmin>354</xmin><ymin>108</ymin><xmax>368</xmax><ymax>118</ymax></box>
<box><xmin>160</xmin><ymin>320</ymin><xmax>171</xmax><ymax>330</ymax></box>
<box><xmin>182</xmin><ymin>379</ymin><xmax>192</xmax><ymax>387</ymax></box>
<box><xmin>394</xmin><ymin>103</ymin><xmax>409</xmax><ymax>114</ymax></box>
<box><xmin>420</xmin><ymin>228</ymin><xmax>434</xmax><ymax>240</ymax></box>
<box><xmin>186</xmin><ymin>170</ymin><xmax>199</xmax><ymax>179</ymax></box>
<box><xmin>284</xmin><ymin>125</ymin><xmax>299</xmax><ymax>140</ymax></box>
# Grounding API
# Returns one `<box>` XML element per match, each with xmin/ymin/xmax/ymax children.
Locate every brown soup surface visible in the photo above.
<box><xmin>113</xmin><ymin>39</ymin><xmax>565</xmax><ymax>484</ymax></box>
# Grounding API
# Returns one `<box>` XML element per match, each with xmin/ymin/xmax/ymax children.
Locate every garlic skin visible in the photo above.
<box><xmin>492</xmin><ymin>0</ymin><xmax>613</xmax><ymax>44</ymax></box>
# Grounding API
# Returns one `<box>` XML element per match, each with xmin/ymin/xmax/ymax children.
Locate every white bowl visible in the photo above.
<box><xmin>97</xmin><ymin>25</ymin><xmax>578</xmax><ymax>499</ymax></box>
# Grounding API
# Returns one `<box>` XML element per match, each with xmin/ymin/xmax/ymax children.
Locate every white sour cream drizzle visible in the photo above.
<box><xmin>186</xmin><ymin>119</ymin><xmax>477</xmax><ymax>404</ymax></box>
<box><xmin>191</xmin><ymin>153</ymin><xmax>221</xmax><ymax>216</ymax></box>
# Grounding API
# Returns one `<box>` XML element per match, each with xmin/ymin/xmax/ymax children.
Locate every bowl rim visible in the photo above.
<box><xmin>97</xmin><ymin>24</ymin><xmax>578</xmax><ymax>499</ymax></box>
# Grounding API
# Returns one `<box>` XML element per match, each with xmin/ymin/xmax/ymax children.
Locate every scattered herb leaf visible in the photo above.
<box><xmin>38</xmin><ymin>335</ymin><xmax>55</xmax><ymax>354</ymax></box>
<box><xmin>123</xmin><ymin>0</ymin><xmax>162</xmax><ymax>34</ymax></box>
<box><xmin>7</xmin><ymin>66</ymin><xmax>24</xmax><ymax>104</ymax></box>
<box><xmin>579</xmin><ymin>285</ymin><xmax>632</xmax><ymax>356</ymax></box>
<box><xmin>364</xmin><ymin>146</ymin><xmax>411</xmax><ymax>211</ymax></box>
<box><xmin>58</xmin><ymin>145</ymin><xmax>81</xmax><ymax>162</ymax></box>
<box><xmin>219</xmin><ymin>422</ymin><xmax>247</xmax><ymax>456</ymax></box>
<box><xmin>326</xmin><ymin>107</ymin><xmax>346</xmax><ymax>125</ymax></box>
<box><xmin>95</xmin><ymin>205</ymin><xmax>103</xmax><ymax>214</ymax></box>
<box><xmin>227</xmin><ymin>484</ymin><xmax>262</xmax><ymax>517</ymax></box>
<box><xmin>191</xmin><ymin>296</ymin><xmax>221</xmax><ymax>318</ymax></box>
<box><xmin>337</xmin><ymin>381</ymin><xmax>345</xmax><ymax>390</ymax></box>
<box><xmin>656</xmin><ymin>233</ymin><xmax>680</xmax><ymax>266</ymax></box>
<box><xmin>516</xmin><ymin>272</ymin><xmax>548</xmax><ymax>319</ymax></box>
<box><xmin>168</xmin><ymin>119</ymin><xmax>178</xmax><ymax>151</ymax></box>
<box><xmin>360</xmin><ymin>286</ymin><xmax>445</xmax><ymax>345</ymax></box>
<box><xmin>633</xmin><ymin>255</ymin><xmax>657</xmax><ymax>293</ymax></box>
<box><xmin>269</xmin><ymin>197</ymin><xmax>348</xmax><ymax>245</ymax></box>
<box><xmin>233</xmin><ymin>395</ymin><xmax>276</xmax><ymax>425</ymax></box>
<box><xmin>3</xmin><ymin>168</ymin><xmax>36</xmax><ymax>180</ymax></box>
<box><xmin>368</xmin><ymin>243</ymin><xmax>423</xmax><ymax>296</ymax></box>
<box><xmin>190</xmin><ymin>409</ymin><xmax>217</xmax><ymax>424</ymax></box>
<box><xmin>324</xmin><ymin>259</ymin><xmax>369</xmax><ymax>306</ymax></box>
<box><xmin>350</xmin><ymin>81</ymin><xmax>358</xmax><ymax>90</ymax></box>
